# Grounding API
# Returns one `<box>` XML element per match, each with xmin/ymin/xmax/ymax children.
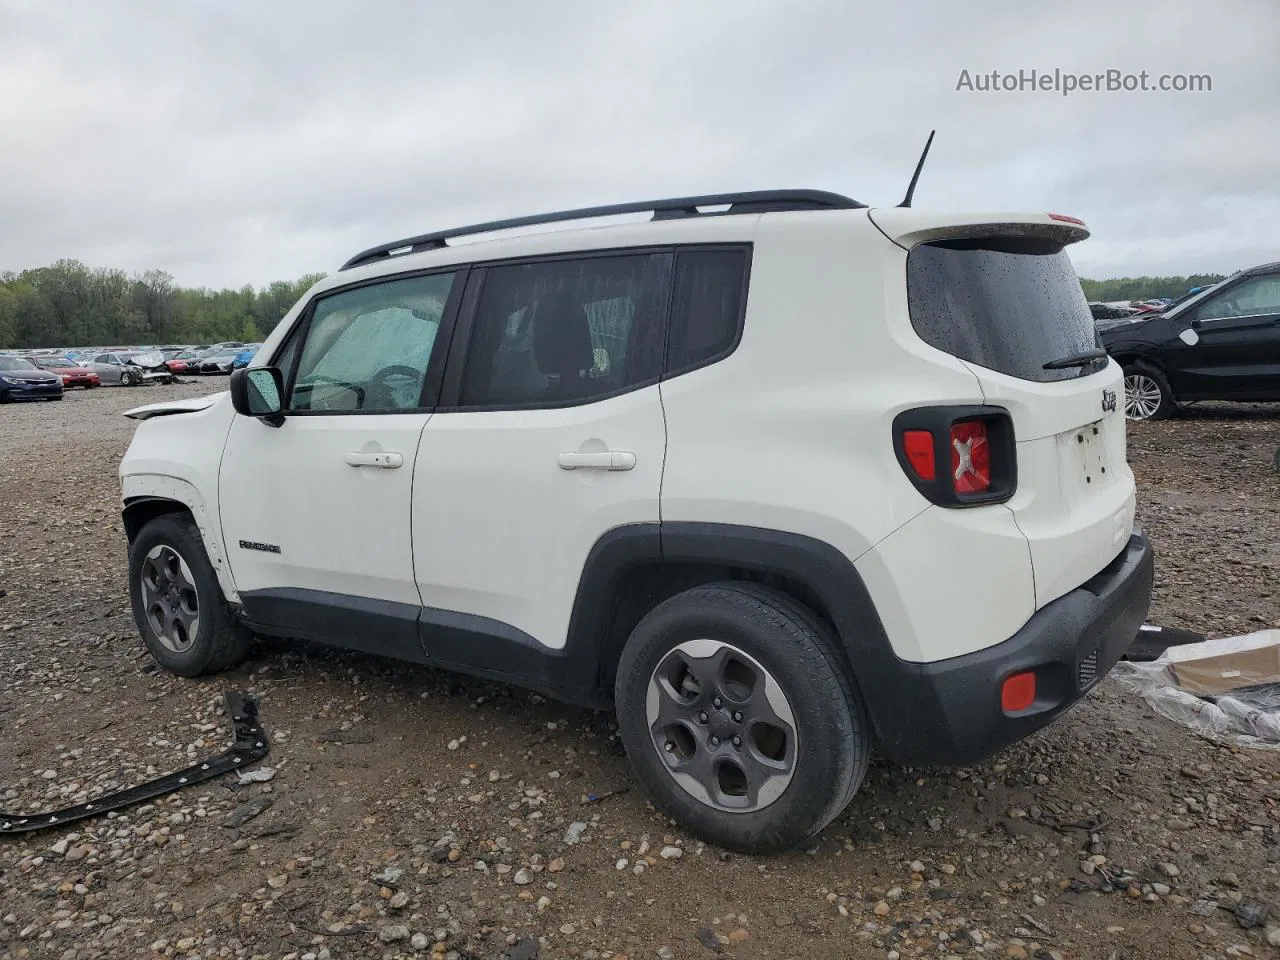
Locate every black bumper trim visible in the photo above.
<box><xmin>0</xmin><ymin>692</ymin><xmax>269</xmax><ymax>835</ymax></box>
<box><xmin>871</xmin><ymin>531</ymin><xmax>1155</xmax><ymax>766</ymax></box>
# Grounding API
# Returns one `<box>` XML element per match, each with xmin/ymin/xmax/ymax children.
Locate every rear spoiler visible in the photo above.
<box><xmin>867</xmin><ymin>209</ymin><xmax>1090</xmax><ymax>250</ymax></box>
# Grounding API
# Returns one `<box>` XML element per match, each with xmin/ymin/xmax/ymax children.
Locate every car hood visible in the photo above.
<box><xmin>1098</xmin><ymin>314</ymin><xmax>1157</xmax><ymax>335</ymax></box>
<box><xmin>1</xmin><ymin>369</ymin><xmax>60</xmax><ymax>382</ymax></box>
<box><xmin>130</xmin><ymin>351</ymin><xmax>166</xmax><ymax>367</ymax></box>
<box><xmin>53</xmin><ymin>366</ymin><xmax>95</xmax><ymax>375</ymax></box>
<box><xmin>124</xmin><ymin>391</ymin><xmax>228</xmax><ymax>420</ymax></box>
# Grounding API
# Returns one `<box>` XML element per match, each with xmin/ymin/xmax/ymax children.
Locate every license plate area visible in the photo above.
<box><xmin>1066</xmin><ymin>419</ymin><xmax>1114</xmax><ymax>499</ymax></box>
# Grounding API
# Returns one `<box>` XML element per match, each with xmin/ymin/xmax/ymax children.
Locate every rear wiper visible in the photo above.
<box><xmin>1043</xmin><ymin>348</ymin><xmax>1108</xmax><ymax>370</ymax></box>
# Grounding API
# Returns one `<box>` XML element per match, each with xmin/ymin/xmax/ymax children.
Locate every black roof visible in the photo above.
<box><xmin>340</xmin><ymin>189</ymin><xmax>863</xmax><ymax>271</ymax></box>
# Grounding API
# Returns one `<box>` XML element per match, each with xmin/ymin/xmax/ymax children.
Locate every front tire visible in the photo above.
<box><xmin>1122</xmin><ymin>363</ymin><xmax>1176</xmax><ymax>421</ymax></box>
<box><xmin>614</xmin><ymin>582</ymin><xmax>869</xmax><ymax>854</ymax></box>
<box><xmin>128</xmin><ymin>514</ymin><xmax>251</xmax><ymax>676</ymax></box>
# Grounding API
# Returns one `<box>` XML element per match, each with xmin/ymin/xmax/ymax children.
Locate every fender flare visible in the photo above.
<box><xmin>121</xmin><ymin>475</ymin><xmax>240</xmax><ymax>603</ymax></box>
<box><xmin>565</xmin><ymin>521</ymin><xmax>910</xmax><ymax>750</ymax></box>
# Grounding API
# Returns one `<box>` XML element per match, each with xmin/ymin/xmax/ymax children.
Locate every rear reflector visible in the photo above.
<box><xmin>901</xmin><ymin>430</ymin><xmax>936</xmax><ymax>481</ymax></box>
<box><xmin>1001</xmin><ymin>671</ymin><xmax>1037</xmax><ymax>712</ymax></box>
<box><xmin>950</xmin><ymin>420</ymin><xmax>990</xmax><ymax>494</ymax></box>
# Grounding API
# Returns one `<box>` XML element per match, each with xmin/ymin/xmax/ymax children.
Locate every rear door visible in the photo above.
<box><xmin>873</xmin><ymin>210</ymin><xmax>1135</xmax><ymax>610</ymax></box>
<box><xmin>1171</xmin><ymin>272</ymin><xmax>1280</xmax><ymax>400</ymax></box>
<box><xmin>411</xmin><ymin>250</ymin><xmax>670</xmax><ymax>655</ymax></box>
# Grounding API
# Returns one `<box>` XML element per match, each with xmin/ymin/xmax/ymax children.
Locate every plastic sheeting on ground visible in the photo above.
<box><xmin>1112</xmin><ymin>629</ymin><xmax>1280</xmax><ymax>750</ymax></box>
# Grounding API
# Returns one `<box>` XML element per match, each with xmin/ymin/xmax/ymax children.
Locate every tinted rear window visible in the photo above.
<box><xmin>906</xmin><ymin>237</ymin><xmax>1101</xmax><ymax>382</ymax></box>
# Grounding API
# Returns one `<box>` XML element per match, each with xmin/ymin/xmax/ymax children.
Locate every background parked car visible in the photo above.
<box><xmin>0</xmin><ymin>353</ymin><xmax>64</xmax><ymax>402</ymax></box>
<box><xmin>31</xmin><ymin>356</ymin><xmax>100</xmax><ymax>388</ymax></box>
<box><xmin>197</xmin><ymin>350</ymin><xmax>241</xmax><ymax>374</ymax></box>
<box><xmin>231</xmin><ymin>343</ymin><xmax>263</xmax><ymax>369</ymax></box>
<box><xmin>1100</xmin><ymin>260</ymin><xmax>1280</xmax><ymax>419</ymax></box>
<box><xmin>83</xmin><ymin>351</ymin><xmax>176</xmax><ymax>386</ymax></box>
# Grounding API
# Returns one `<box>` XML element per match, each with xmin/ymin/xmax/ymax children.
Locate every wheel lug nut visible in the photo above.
<box><xmin>712</xmin><ymin>698</ymin><xmax>722</xmax><ymax>708</ymax></box>
<box><xmin>698</xmin><ymin>712</ymin><xmax>708</xmax><ymax>723</ymax></box>
<box><xmin>732</xmin><ymin>711</ymin><xmax>743</xmax><ymax>723</ymax></box>
<box><xmin>664</xmin><ymin>741</ymin><xmax>675</xmax><ymax>752</ymax></box>
<box><xmin>709</xmin><ymin>736</ymin><xmax>720</xmax><ymax>747</ymax></box>
<box><xmin>732</xmin><ymin>736</ymin><xmax>742</xmax><ymax>747</ymax></box>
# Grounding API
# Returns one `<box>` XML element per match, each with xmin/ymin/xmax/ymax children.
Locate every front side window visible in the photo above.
<box><xmin>459</xmin><ymin>253</ymin><xmax>669</xmax><ymax>407</ymax></box>
<box><xmin>1195</xmin><ymin>275</ymin><xmax>1280</xmax><ymax>322</ymax></box>
<box><xmin>287</xmin><ymin>271</ymin><xmax>456</xmax><ymax>413</ymax></box>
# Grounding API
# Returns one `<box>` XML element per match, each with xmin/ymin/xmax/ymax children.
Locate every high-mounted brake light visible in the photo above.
<box><xmin>901</xmin><ymin>430</ymin><xmax>935</xmax><ymax>481</ymax></box>
<box><xmin>950</xmin><ymin>420</ymin><xmax>990</xmax><ymax>494</ymax></box>
<box><xmin>1048</xmin><ymin>212</ymin><xmax>1085</xmax><ymax>225</ymax></box>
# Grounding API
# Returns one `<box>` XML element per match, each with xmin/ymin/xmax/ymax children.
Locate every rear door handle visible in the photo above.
<box><xmin>557</xmin><ymin>451</ymin><xmax>636</xmax><ymax>471</ymax></box>
<box><xmin>345</xmin><ymin>451</ymin><xmax>403</xmax><ymax>469</ymax></box>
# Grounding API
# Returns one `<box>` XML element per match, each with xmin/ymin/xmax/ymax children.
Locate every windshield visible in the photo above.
<box><xmin>0</xmin><ymin>356</ymin><xmax>38</xmax><ymax>371</ymax></box>
<box><xmin>906</xmin><ymin>237</ymin><xmax>1102</xmax><ymax>383</ymax></box>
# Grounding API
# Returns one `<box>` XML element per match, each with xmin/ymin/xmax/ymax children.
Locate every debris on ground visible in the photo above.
<box><xmin>1114</xmin><ymin>629</ymin><xmax>1280</xmax><ymax>748</ymax></box>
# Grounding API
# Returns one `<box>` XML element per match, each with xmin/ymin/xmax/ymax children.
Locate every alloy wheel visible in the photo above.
<box><xmin>645</xmin><ymin>638</ymin><xmax>797</xmax><ymax>813</ymax></box>
<box><xmin>139</xmin><ymin>545</ymin><xmax>200</xmax><ymax>653</ymax></box>
<box><xmin>1123</xmin><ymin>374</ymin><xmax>1163</xmax><ymax>420</ymax></box>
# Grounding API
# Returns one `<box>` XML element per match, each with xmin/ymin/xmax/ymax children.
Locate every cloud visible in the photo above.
<box><xmin>1</xmin><ymin>0</ymin><xmax>1275</xmax><ymax>287</ymax></box>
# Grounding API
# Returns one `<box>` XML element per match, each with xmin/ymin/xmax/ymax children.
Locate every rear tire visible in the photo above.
<box><xmin>1122</xmin><ymin>363</ymin><xmax>1176</xmax><ymax>421</ymax></box>
<box><xmin>129</xmin><ymin>514</ymin><xmax>251</xmax><ymax>676</ymax></box>
<box><xmin>614</xmin><ymin>582</ymin><xmax>869</xmax><ymax>854</ymax></box>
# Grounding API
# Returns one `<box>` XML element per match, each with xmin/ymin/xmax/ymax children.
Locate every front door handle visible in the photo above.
<box><xmin>557</xmin><ymin>450</ymin><xmax>636</xmax><ymax>471</ymax></box>
<box><xmin>345</xmin><ymin>451</ymin><xmax>403</xmax><ymax>469</ymax></box>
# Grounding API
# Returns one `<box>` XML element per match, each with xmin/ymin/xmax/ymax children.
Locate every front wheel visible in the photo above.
<box><xmin>614</xmin><ymin>582</ymin><xmax>869</xmax><ymax>854</ymax></box>
<box><xmin>1122</xmin><ymin>364</ymin><xmax>1176</xmax><ymax>421</ymax></box>
<box><xmin>120</xmin><ymin>369</ymin><xmax>141</xmax><ymax>386</ymax></box>
<box><xmin>128</xmin><ymin>514</ymin><xmax>251</xmax><ymax>676</ymax></box>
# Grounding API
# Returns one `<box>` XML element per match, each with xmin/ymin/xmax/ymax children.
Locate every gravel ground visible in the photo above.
<box><xmin>2</xmin><ymin>382</ymin><xmax>1280</xmax><ymax>960</ymax></box>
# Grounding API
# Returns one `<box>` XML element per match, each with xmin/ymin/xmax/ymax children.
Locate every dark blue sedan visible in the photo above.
<box><xmin>0</xmin><ymin>355</ymin><xmax>64</xmax><ymax>402</ymax></box>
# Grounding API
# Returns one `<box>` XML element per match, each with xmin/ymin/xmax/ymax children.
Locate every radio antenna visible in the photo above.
<box><xmin>898</xmin><ymin>130</ymin><xmax>936</xmax><ymax>208</ymax></box>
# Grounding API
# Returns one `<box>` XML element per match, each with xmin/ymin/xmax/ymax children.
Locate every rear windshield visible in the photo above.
<box><xmin>906</xmin><ymin>237</ymin><xmax>1101</xmax><ymax>383</ymax></box>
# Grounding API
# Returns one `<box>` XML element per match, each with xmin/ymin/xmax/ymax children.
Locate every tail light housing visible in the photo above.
<box><xmin>892</xmin><ymin>405</ymin><xmax>1016</xmax><ymax>506</ymax></box>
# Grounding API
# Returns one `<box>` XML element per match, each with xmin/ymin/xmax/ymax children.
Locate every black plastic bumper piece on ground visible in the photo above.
<box><xmin>872</xmin><ymin>531</ymin><xmax>1155</xmax><ymax>767</ymax></box>
<box><xmin>0</xmin><ymin>692</ymin><xmax>268</xmax><ymax>836</ymax></box>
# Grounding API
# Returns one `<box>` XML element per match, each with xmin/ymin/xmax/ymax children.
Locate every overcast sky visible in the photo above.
<box><xmin>1</xmin><ymin>0</ymin><xmax>1275</xmax><ymax>288</ymax></box>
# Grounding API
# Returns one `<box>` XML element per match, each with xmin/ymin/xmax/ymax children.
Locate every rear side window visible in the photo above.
<box><xmin>665</xmin><ymin>247</ymin><xmax>749</xmax><ymax>375</ymax></box>
<box><xmin>459</xmin><ymin>252</ymin><xmax>670</xmax><ymax>408</ymax></box>
<box><xmin>906</xmin><ymin>238</ymin><xmax>1100</xmax><ymax>383</ymax></box>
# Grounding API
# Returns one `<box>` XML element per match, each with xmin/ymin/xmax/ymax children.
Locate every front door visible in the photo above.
<box><xmin>217</xmin><ymin>268</ymin><xmax>463</xmax><ymax>653</ymax></box>
<box><xmin>1171</xmin><ymin>272</ymin><xmax>1280</xmax><ymax>400</ymax></box>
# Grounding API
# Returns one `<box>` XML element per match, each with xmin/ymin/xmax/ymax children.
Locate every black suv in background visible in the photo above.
<box><xmin>1100</xmin><ymin>261</ymin><xmax>1280</xmax><ymax>419</ymax></box>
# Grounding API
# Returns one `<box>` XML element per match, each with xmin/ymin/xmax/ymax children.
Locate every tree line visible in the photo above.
<box><xmin>1079</xmin><ymin>273</ymin><xmax>1228</xmax><ymax>303</ymax></box>
<box><xmin>0</xmin><ymin>259</ymin><xmax>326</xmax><ymax>350</ymax></box>
<box><xmin>0</xmin><ymin>259</ymin><xmax>1240</xmax><ymax>351</ymax></box>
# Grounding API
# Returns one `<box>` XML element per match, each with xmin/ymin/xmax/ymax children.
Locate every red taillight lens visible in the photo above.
<box><xmin>950</xmin><ymin>420</ymin><xmax>990</xmax><ymax>494</ymax></box>
<box><xmin>901</xmin><ymin>430</ymin><xmax>935</xmax><ymax>481</ymax></box>
<box><xmin>1001</xmin><ymin>671</ymin><xmax>1037</xmax><ymax>712</ymax></box>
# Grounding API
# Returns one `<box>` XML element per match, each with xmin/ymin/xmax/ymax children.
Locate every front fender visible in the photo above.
<box><xmin>122</xmin><ymin>477</ymin><xmax>240</xmax><ymax>603</ymax></box>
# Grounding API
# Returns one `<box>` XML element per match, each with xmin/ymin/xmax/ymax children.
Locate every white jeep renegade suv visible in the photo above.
<box><xmin>119</xmin><ymin>190</ymin><xmax>1154</xmax><ymax>853</ymax></box>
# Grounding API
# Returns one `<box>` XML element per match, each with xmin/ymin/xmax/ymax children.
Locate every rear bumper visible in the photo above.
<box><xmin>871</xmin><ymin>530</ymin><xmax>1154</xmax><ymax>766</ymax></box>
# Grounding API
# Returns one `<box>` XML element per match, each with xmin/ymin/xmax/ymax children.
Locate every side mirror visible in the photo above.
<box><xmin>230</xmin><ymin>366</ymin><xmax>285</xmax><ymax>426</ymax></box>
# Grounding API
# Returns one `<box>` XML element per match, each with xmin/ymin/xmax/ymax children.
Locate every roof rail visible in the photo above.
<box><xmin>339</xmin><ymin>189</ymin><xmax>863</xmax><ymax>271</ymax></box>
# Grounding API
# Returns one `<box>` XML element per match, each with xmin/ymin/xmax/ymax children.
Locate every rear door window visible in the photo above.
<box><xmin>906</xmin><ymin>237</ymin><xmax>1101</xmax><ymax>383</ymax></box>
